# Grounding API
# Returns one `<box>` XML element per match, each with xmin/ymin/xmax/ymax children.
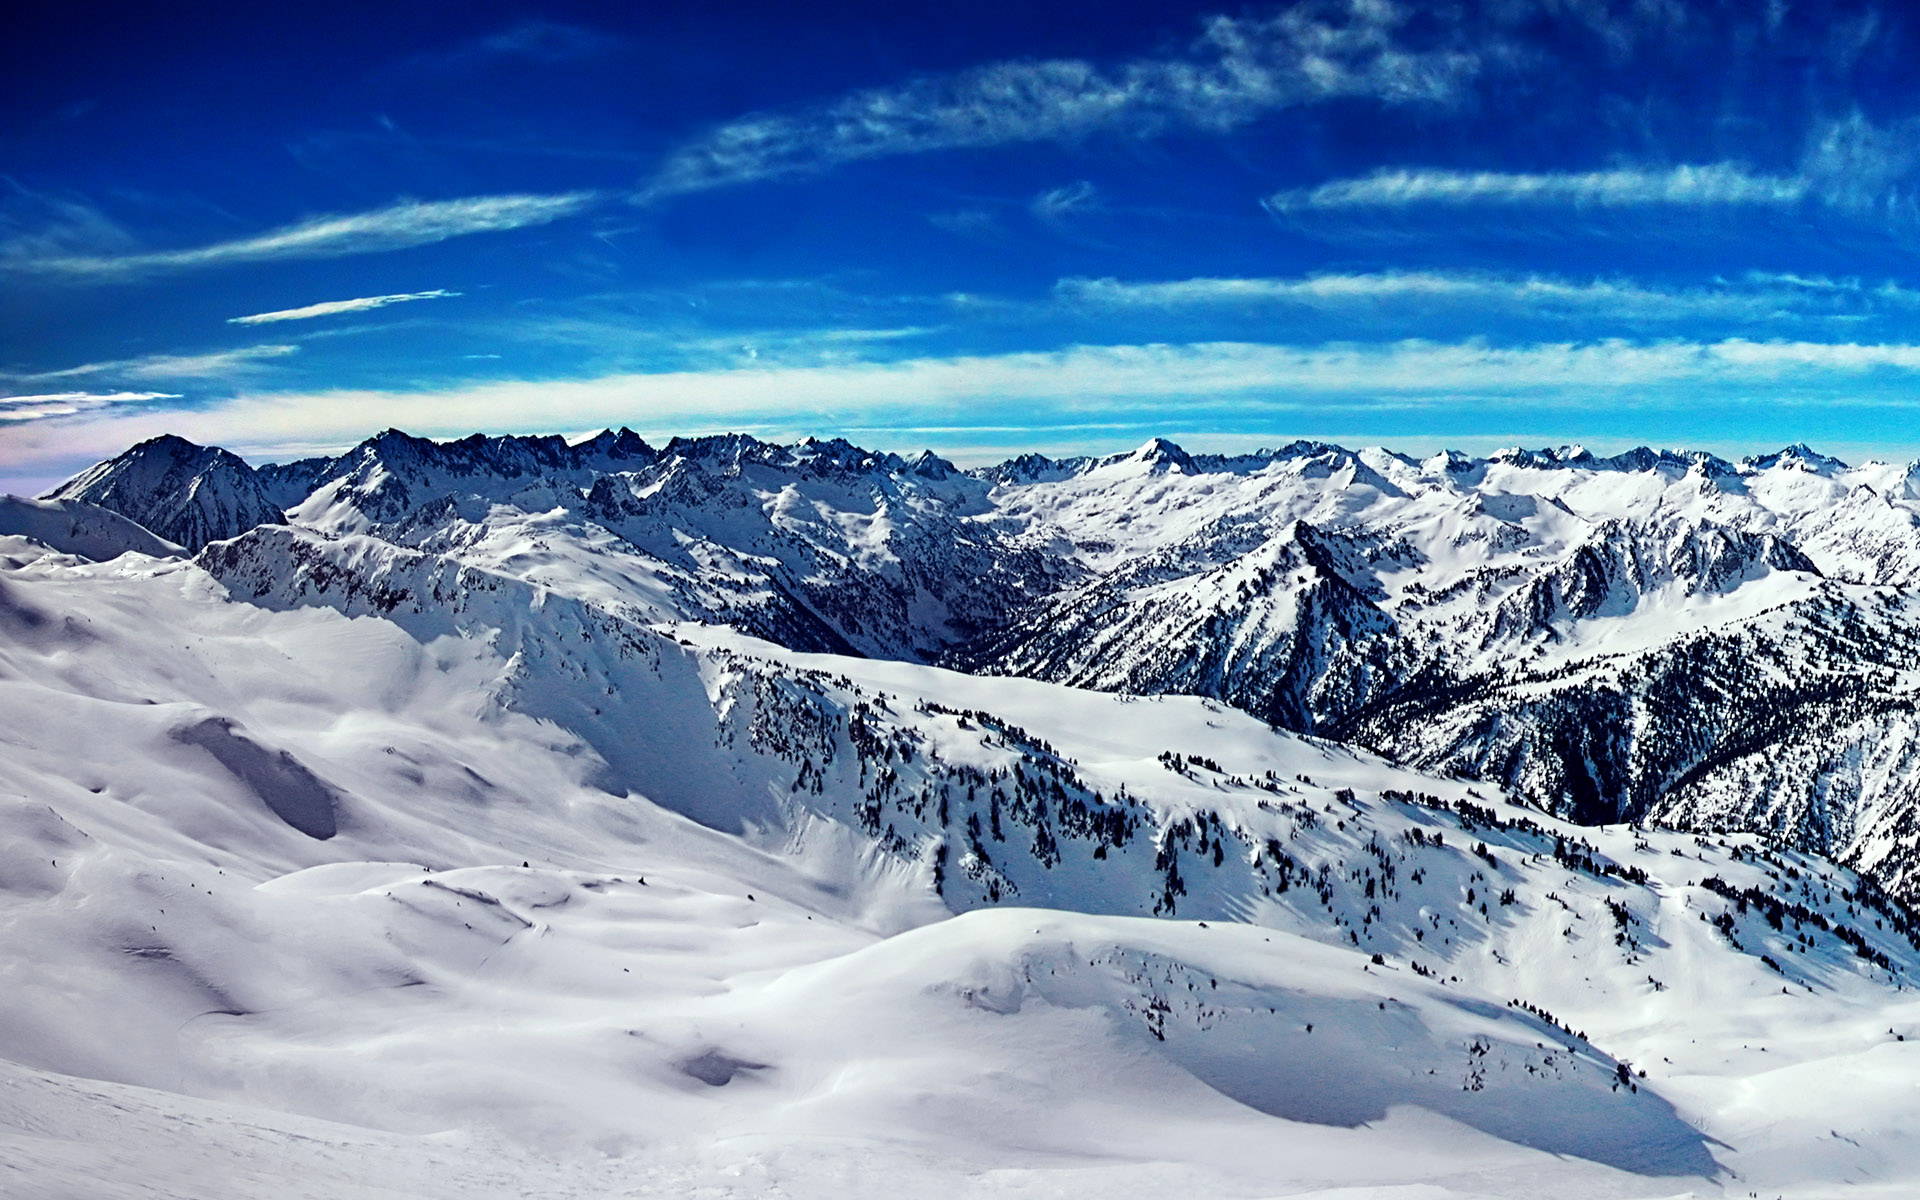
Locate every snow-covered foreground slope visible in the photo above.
<box><xmin>8</xmin><ymin>528</ymin><xmax>1920</xmax><ymax>1196</ymax></box>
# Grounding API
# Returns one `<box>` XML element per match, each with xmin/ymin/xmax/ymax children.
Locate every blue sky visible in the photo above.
<box><xmin>8</xmin><ymin>0</ymin><xmax>1920</xmax><ymax>490</ymax></box>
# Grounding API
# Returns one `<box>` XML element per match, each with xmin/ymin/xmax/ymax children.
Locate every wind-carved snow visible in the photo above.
<box><xmin>17</xmin><ymin>428</ymin><xmax>1920</xmax><ymax>1196</ymax></box>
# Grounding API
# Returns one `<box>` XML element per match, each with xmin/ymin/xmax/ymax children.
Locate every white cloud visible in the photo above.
<box><xmin>1267</xmin><ymin>163</ymin><xmax>1810</xmax><ymax>212</ymax></box>
<box><xmin>15</xmin><ymin>336</ymin><xmax>1920</xmax><ymax>474</ymax></box>
<box><xmin>638</xmin><ymin>7</ymin><xmax>1478</xmax><ymax>200</ymax></box>
<box><xmin>1260</xmin><ymin>116</ymin><xmax>1909</xmax><ymax>226</ymax></box>
<box><xmin>19</xmin><ymin>344</ymin><xmax>298</xmax><ymax>382</ymax></box>
<box><xmin>7</xmin><ymin>193</ymin><xmax>596</xmax><ymax>278</ymax></box>
<box><xmin>0</xmin><ymin>391</ymin><xmax>179</xmax><ymax>405</ymax></box>
<box><xmin>0</xmin><ymin>391</ymin><xmax>178</xmax><ymax>423</ymax></box>
<box><xmin>0</xmin><ymin>189</ymin><xmax>138</xmax><ymax>264</ymax></box>
<box><xmin>1053</xmin><ymin>271</ymin><xmax>1860</xmax><ymax>320</ymax></box>
<box><xmin>1061</xmin><ymin>271</ymin><xmax>1664</xmax><ymax>305</ymax></box>
<box><xmin>809</xmin><ymin>326</ymin><xmax>935</xmax><ymax>343</ymax></box>
<box><xmin>229</xmin><ymin>290</ymin><xmax>460</xmax><ymax>325</ymax></box>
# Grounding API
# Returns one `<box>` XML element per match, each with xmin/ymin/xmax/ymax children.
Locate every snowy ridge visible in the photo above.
<box><xmin>0</xmin><ymin>494</ymin><xmax>185</xmax><ymax>561</ymax></box>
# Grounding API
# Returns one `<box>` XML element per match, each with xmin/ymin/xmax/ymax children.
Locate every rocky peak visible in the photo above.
<box><xmin>41</xmin><ymin>434</ymin><xmax>283</xmax><ymax>551</ymax></box>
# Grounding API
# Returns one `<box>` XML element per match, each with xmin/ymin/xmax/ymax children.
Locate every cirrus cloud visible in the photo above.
<box><xmin>229</xmin><ymin>289</ymin><xmax>461</xmax><ymax>325</ymax></box>
<box><xmin>1050</xmin><ymin>270</ymin><xmax>1913</xmax><ymax>323</ymax></box>
<box><xmin>5</xmin><ymin>193</ymin><xmax>597</xmax><ymax>280</ymax></box>
<box><xmin>0</xmin><ymin>391</ymin><xmax>178</xmax><ymax>423</ymax></box>
<box><xmin>638</xmin><ymin>5</ymin><xmax>1480</xmax><ymax>201</ymax></box>
<box><xmin>1265</xmin><ymin>163</ymin><xmax>1811</xmax><ymax>213</ymax></box>
<box><xmin>18</xmin><ymin>344</ymin><xmax>299</xmax><ymax>383</ymax></box>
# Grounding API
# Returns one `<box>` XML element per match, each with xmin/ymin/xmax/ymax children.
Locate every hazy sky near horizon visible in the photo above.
<box><xmin>10</xmin><ymin>0</ymin><xmax>1920</xmax><ymax>490</ymax></box>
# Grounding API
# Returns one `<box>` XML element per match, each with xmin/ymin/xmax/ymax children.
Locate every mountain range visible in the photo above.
<box><xmin>44</xmin><ymin>427</ymin><xmax>1920</xmax><ymax>899</ymax></box>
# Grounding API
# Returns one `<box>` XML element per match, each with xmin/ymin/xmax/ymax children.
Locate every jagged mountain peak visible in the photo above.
<box><xmin>1593</xmin><ymin>446</ymin><xmax>1735</xmax><ymax>475</ymax></box>
<box><xmin>1266</xmin><ymin>438</ymin><xmax>1351</xmax><ymax>461</ymax></box>
<box><xmin>53</xmin><ymin>432</ymin><xmax>221</xmax><ymax>475</ymax></box>
<box><xmin>1482</xmin><ymin>444</ymin><xmax>1737</xmax><ymax>476</ymax></box>
<box><xmin>1420</xmin><ymin>449</ymin><xmax>1483</xmax><ymax>484</ymax></box>
<box><xmin>1745</xmin><ymin>442</ymin><xmax>1850</xmax><ymax>473</ymax></box>
<box><xmin>365</xmin><ymin>426</ymin><xmax>431</xmax><ymax>451</ymax></box>
<box><xmin>903</xmin><ymin>448</ymin><xmax>959</xmax><ymax>479</ymax></box>
<box><xmin>41</xmin><ymin>433</ymin><xmax>283</xmax><ymax>552</ymax></box>
<box><xmin>974</xmin><ymin>451</ymin><xmax>1094</xmax><ymax>485</ymax></box>
<box><xmin>361</xmin><ymin>429</ymin><xmax>564</xmax><ymax>474</ymax></box>
<box><xmin>1101</xmin><ymin>436</ymin><xmax>1194</xmax><ymax>471</ymax></box>
<box><xmin>1490</xmin><ymin>445</ymin><xmax>1576</xmax><ymax>469</ymax></box>
<box><xmin>572</xmin><ymin>424</ymin><xmax>646</xmax><ymax>451</ymax></box>
<box><xmin>660</xmin><ymin>430</ymin><xmax>767</xmax><ymax>459</ymax></box>
<box><xmin>570</xmin><ymin>425</ymin><xmax>657</xmax><ymax>469</ymax></box>
<box><xmin>336</xmin><ymin>426</ymin><xmax>662</xmax><ymax>479</ymax></box>
<box><xmin>789</xmin><ymin>435</ymin><xmax>914</xmax><ymax>476</ymax></box>
<box><xmin>635</xmin><ymin>433</ymin><xmax>958</xmax><ymax>484</ymax></box>
<box><xmin>271</xmin><ymin>427</ymin><xmax>672</xmax><ymax>533</ymax></box>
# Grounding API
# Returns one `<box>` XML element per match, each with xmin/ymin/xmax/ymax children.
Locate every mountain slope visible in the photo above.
<box><xmin>10</xmin><ymin>526</ymin><xmax>1920</xmax><ymax>1194</ymax></box>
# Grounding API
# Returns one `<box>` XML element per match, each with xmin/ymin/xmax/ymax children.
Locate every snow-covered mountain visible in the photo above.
<box><xmin>19</xmin><ymin>426</ymin><xmax>1920</xmax><ymax>1195</ymax></box>
<box><xmin>42</xmin><ymin>433</ymin><xmax>285</xmax><ymax>551</ymax></box>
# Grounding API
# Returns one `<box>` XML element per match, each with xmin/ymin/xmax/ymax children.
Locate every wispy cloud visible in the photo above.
<box><xmin>1744</xmin><ymin>271</ymin><xmax>1920</xmax><ymax>305</ymax></box>
<box><xmin>1032</xmin><ymin>181</ymin><xmax>1100</xmax><ymax>221</ymax></box>
<box><xmin>638</xmin><ymin>6</ymin><xmax>1480</xmax><ymax>200</ymax></box>
<box><xmin>1267</xmin><ymin>123</ymin><xmax>1920</xmax><ymax>222</ymax></box>
<box><xmin>928</xmin><ymin>209</ymin><xmax>1001</xmax><ymax>239</ymax></box>
<box><xmin>6</xmin><ymin>192</ymin><xmax>597</xmax><ymax>279</ymax></box>
<box><xmin>471</xmin><ymin>310</ymin><xmax>942</xmax><ymax>372</ymax></box>
<box><xmin>402</xmin><ymin>20</ymin><xmax>627</xmax><ymax>74</ymax></box>
<box><xmin>0</xmin><ymin>186</ymin><xmax>138</xmax><ymax>264</ymax></box>
<box><xmin>19</xmin><ymin>344</ymin><xmax>297</xmax><ymax>382</ymax></box>
<box><xmin>1801</xmin><ymin>110</ymin><xmax>1920</xmax><ymax>211</ymax></box>
<box><xmin>0</xmin><ymin>391</ymin><xmax>177</xmax><ymax>422</ymax></box>
<box><xmin>1062</xmin><ymin>272</ymin><xmax>1654</xmax><ymax>305</ymax></box>
<box><xmin>229</xmin><ymin>289</ymin><xmax>460</xmax><ymax>325</ymax></box>
<box><xmin>1052</xmin><ymin>270</ymin><xmax>1892</xmax><ymax>321</ymax></box>
<box><xmin>1266</xmin><ymin>163</ymin><xmax>1811</xmax><ymax>213</ymax></box>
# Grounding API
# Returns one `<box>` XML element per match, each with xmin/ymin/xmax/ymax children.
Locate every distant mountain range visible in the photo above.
<box><xmin>29</xmin><ymin>427</ymin><xmax>1920</xmax><ymax>902</ymax></box>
